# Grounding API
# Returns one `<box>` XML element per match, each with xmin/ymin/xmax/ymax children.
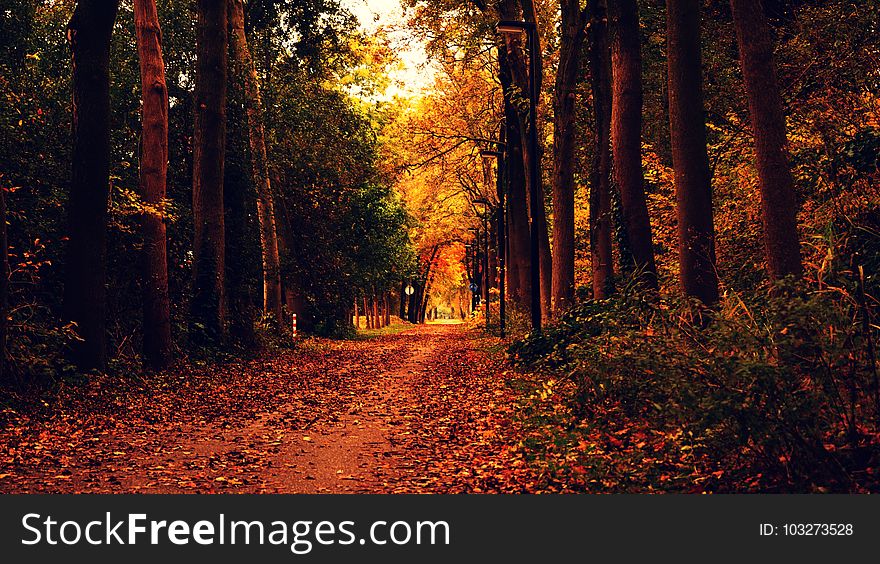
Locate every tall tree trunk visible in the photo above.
<box><xmin>384</xmin><ymin>293</ymin><xmax>391</xmax><ymax>326</ymax></box>
<box><xmin>373</xmin><ymin>293</ymin><xmax>380</xmax><ymax>327</ymax></box>
<box><xmin>228</xmin><ymin>0</ymin><xmax>284</xmax><ymax>320</ymax></box>
<box><xmin>134</xmin><ymin>0</ymin><xmax>172</xmax><ymax>369</ymax></box>
<box><xmin>224</xmin><ymin>25</ymin><xmax>258</xmax><ymax>347</ymax></box>
<box><xmin>354</xmin><ymin>298</ymin><xmax>359</xmax><ymax>328</ymax></box>
<box><xmin>64</xmin><ymin>0</ymin><xmax>120</xmax><ymax>370</ymax></box>
<box><xmin>407</xmin><ymin>283</ymin><xmax>419</xmax><ymax>323</ymax></box>
<box><xmin>273</xmin><ymin>182</ymin><xmax>306</xmax><ymax>322</ymax></box>
<box><xmin>364</xmin><ymin>296</ymin><xmax>371</xmax><ymax>329</ymax></box>
<box><xmin>191</xmin><ymin>0</ymin><xmax>228</xmax><ymax>342</ymax></box>
<box><xmin>0</xmin><ymin>187</ymin><xmax>8</xmax><ymax>385</ymax></box>
<box><xmin>399</xmin><ymin>281</ymin><xmax>407</xmax><ymax>319</ymax></box>
<box><xmin>730</xmin><ymin>0</ymin><xmax>802</xmax><ymax>280</ymax></box>
<box><xmin>551</xmin><ymin>0</ymin><xmax>587</xmax><ymax>314</ymax></box>
<box><xmin>588</xmin><ymin>0</ymin><xmax>615</xmax><ymax>299</ymax></box>
<box><xmin>521</xmin><ymin>0</ymin><xmax>553</xmax><ymax>321</ymax></box>
<box><xmin>497</xmin><ymin>32</ymin><xmax>530</xmax><ymax>309</ymax></box>
<box><xmin>666</xmin><ymin>0</ymin><xmax>719</xmax><ymax>305</ymax></box>
<box><xmin>610</xmin><ymin>0</ymin><xmax>658</xmax><ymax>289</ymax></box>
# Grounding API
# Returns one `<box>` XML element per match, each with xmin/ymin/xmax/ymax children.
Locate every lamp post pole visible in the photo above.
<box><xmin>497</xmin><ymin>20</ymin><xmax>541</xmax><ymax>333</ymax></box>
<box><xmin>467</xmin><ymin>227</ymin><xmax>479</xmax><ymax>313</ymax></box>
<box><xmin>474</xmin><ymin>197</ymin><xmax>491</xmax><ymax>331</ymax></box>
<box><xmin>481</xmin><ymin>133</ymin><xmax>506</xmax><ymax>338</ymax></box>
<box><xmin>498</xmin><ymin>144</ymin><xmax>506</xmax><ymax>338</ymax></box>
<box><xmin>496</xmin><ymin>141</ymin><xmax>506</xmax><ymax>338</ymax></box>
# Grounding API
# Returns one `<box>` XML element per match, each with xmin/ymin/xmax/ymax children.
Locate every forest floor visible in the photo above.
<box><xmin>0</xmin><ymin>323</ymin><xmax>542</xmax><ymax>493</ymax></box>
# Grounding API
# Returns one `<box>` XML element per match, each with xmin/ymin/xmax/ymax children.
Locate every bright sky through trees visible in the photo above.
<box><xmin>341</xmin><ymin>0</ymin><xmax>435</xmax><ymax>98</ymax></box>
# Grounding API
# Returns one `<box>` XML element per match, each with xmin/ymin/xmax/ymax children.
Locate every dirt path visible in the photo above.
<box><xmin>181</xmin><ymin>326</ymin><xmax>441</xmax><ymax>493</ymax></box>
<box><xmin>1</xmin><ymin>324</ymin><xmax>535</xmax><ymax>493</ymax></box>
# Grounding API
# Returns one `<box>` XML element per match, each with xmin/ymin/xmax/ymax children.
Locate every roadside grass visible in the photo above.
<box><xmin>352</xmin><ymin>317</ymin><xmax>415</xmax><ymax>340</ymax></box>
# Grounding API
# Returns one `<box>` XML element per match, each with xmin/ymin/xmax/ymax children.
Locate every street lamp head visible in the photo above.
<box><xmin>479</xmin><ymin>149</ymin><xmax>503</xmax><ymax>160</ymax></box>
<box><xmin>496</xmin><ymin>20</ymin><xmax>532</xmax><ymax>34</ymax></box>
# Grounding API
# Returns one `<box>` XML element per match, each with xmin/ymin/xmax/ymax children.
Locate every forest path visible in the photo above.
<box><xmin>1</xmin><ymin>324</ymin><xmax>534</xmax><ymax>493</ymax></box>
<box><xmin>216</xmin><ymin>325</ymin><xmax>444</xmax><ymax>493</ymax></box>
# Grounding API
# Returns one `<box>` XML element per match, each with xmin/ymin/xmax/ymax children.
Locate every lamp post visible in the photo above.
<box><xmin>497</xmin><ymin>20</ymin><xmax>541</xmax><ymax>333</ymax></box>
<box><xmin>474</xmin><ymin>197</ymin><xmax>491</xmax><ymax>330</ymax></box>
<box><xmin>480</xmin><ymin>148</ymin><xmax>505</xmax><ymax>337</ymax></box>
<box><xmin>466</xmin><ymin>227</ymin><xmax>480</xmax><ymax>313</ymax></box>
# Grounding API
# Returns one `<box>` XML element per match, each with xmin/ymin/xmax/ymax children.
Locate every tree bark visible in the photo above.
<box><xmin>730</xmin><ymin>0</ymin><xmax>802</xmax><ymax>280</ymax></box>
<box><xmin>666</xmin><ymin>0</ymin><xmax>719</xmax><ymax>305</ymax></box>
<box><xmin>610</xmin><ymin>0</ymin><xmax>658</xmax><ymax>289</ymax></box>
<box><xmin>407</xmin><ymin>282</ymin><xmax>419</xmax><ymax>323</ymax></box>
<box><xmin>551</xmin><ymin>0</ymin><xmax>587</xmax><ymax>313</ymax></box>
<box><xmin>0</xmin><ymin>186</ymin><xmax>8</xmax><ymax>384</ymax></box>
<box><xmin>224</xmin><ymin>29</ymin><xmax>259</xmax><ymax>347</ymax></box>
<box><xmin>399</xmin><ymin>281</ymin><xmax>407</xmax><ymax>319</ymax></box>
<box><xmin>354</xmin><ymin>298</ymin><xmax>359</xmax><ymax>329</ymax></box>
<box><xmin>521</xmin><ymin>0</ymin><xmax>552</xmax><ymax>321</ymax></box>
<box><xmin>191</xmin><ymin>0</ymin><xmax>228</xmax><ymax>342</ymax></box>
<box><xmin>134</xmin><ymin>0</ymin><xmax>172</xmax><ymax>369</ymax></box>
<box><xmin>373</xmin><ymin>293</ymin><xmax>380</xmax><ymax>328</ymax></box>
<box><xmin>497</xmin><ymin>36</ymin><xmax>531</xmax><ymax>309</ymax></box>
<box><xmin>364</xmin><ymin>296</ymin><xmax>371</xmax><ymax>329</ymax></box>
<box><xmin>64</xmin><ymin>0</ymin><xmax>120</xmax><ymax>370</ymax></box>
<box><xmin>588</xmin><ymin>0</ymin><xmax>615</xmax><ymax>299</ymax></box>
<box><xmin>228</xmin><ymin>0</ymin><xmax>284</xmax><ymax>320</ymax></box>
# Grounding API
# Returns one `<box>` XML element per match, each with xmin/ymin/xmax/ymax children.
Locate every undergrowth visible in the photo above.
<box><xmin>509</xmin><ymin>276</ymin><xmax>880</xmax><ymax>492</ymax></box>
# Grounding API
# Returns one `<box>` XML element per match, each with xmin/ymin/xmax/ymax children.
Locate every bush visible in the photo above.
<box><xmin>509</xmin><ymin>278</ymin><xmax>880</xmax><ymax>491</ymax></box>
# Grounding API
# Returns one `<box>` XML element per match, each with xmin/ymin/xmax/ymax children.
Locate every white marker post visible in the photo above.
<box><xmin>292</xmin><ymin>313</ymin><xmax>297</xmax><ymax>338</ymax></box>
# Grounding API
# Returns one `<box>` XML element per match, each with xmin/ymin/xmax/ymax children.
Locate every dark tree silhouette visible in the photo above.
<box><xmin>610</xmin><ymin>0</ymin><xmax>658</xmax><ymax>289</ymax></box>
<box><xmin>191</xmin><ymin>0</ymin><xmax>229</xmax><ymax>342</ymax></box>
<box><xmin>730</xmin><ymin>0</ymin><xmax>803</xmax><ymax>280</ymax></box>
<box><xmin>64</xmin><ymin>0</ymin><xmax>120</xmax><ymax>370</ymax></box>
<box><xmin>666</xmin><ymin>0</ymin><xmax>719</xmax><ymax>305</ymax></box>
<box><xmin>551</xmin><ymin>0</ymin><xmax>588</xmax><ymax>313</ymax></box>
<box><xmin>497</xmin><ymin>39</ymin><xmax>531</xmax><ymax>309</ymax></box>
<box><xmin>134</xmin><ymin>0</ymin><xmax>172</xmax><ymax>369</ymax></box>
<box><xmin>588</xmin><ymin>0</ymin><xmax>615</xmax><ymax>299</ymax></box>
<box><xmin>228</xmin><ymin>0</ymin><xmax>284</xmax><ymax>322</ymax></box>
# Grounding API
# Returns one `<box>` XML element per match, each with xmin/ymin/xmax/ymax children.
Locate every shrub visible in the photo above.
<box><xmin>510</xmin><ymin>277</ymin><xmax>880</xmax><ymax>491</ymax></box>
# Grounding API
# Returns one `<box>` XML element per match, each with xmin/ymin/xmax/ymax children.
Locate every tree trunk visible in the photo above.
<box><xmin>64</xmin><ymin>0</ymin><xmax>120</xmax><ymax>370</ymax></box>
<box><xmin>191</xmin><ymin>0</ymin><xmax>228</xmax><ymax>341</ymax></box>
<box><xmin>384</xmin><ymin>293</ymin><xmax>391</xmax><ymax>326</ymax></box>
<box><xmin>273</xmin><ymin>180</ymin><xmax>306</xmax><ymax>323</ymax></box>
<box><xmin>419</xmin><ymin>273</ymin><xmax>434</xmax><ymax>323</ymax></box>
<box><xmin>407</xmin><ymin>282</ymin><xmax>419</xmax><ymax>323</ymax></box>
<box><xmin>610</xmin><ymin>0</ymin><xmax>658</xmax><ymax>289</ymax></box>
<box><xmin>730</xmin><ymin>0</ymin><xmax>802</xmax><ymax>280</ymax></box>
<box><xmin>364</xmin><ymin>296</ymin><xmax>371</xmax><ymax>329</ymax></box>
<box><xmin>399</xmin><ymin>281</ymin><xmax>407</xmax><ymax>319</ymax></box>
<box><xmin>519</xmin><ymin>0</ymin><xmax>552</xmax><ymax>321</ymax></box>
<box><xmin>551</xmin><ymin>0</ymin><xmax>587</xmax><ymax>314</ymax></box>
<box><xmin>374</xmin><ymin>292</ymin><xmax>382</xmax><ymax>327</ymax></box>
<box><xmin>224</xmin><ymin>30</ymin><xmax>258</xmax><ymax>348</ymax></box>
<box><xmin>134</xmin><ymin>0</ymin><xmax>172</xmax><ymax>369</ymax></box>
<box><xmin>666</xmin><ymin>0</ymin><xmax>719</xmax><ymax>305</ymax></box>
<box><xmin>588</xmin><ymin>0</ymin><xmax>615</xmax><ymax>299</ymax></box>
<box><xmin>228</xmin><ymin>0</ymin><xmax>284</xmax><ymax>320</ymax></box>
<box><xmin>497</xmin><ymin>42</ymin><xmax>531</xmax><ymax>309</ymax></box>
<box><xmin>0</xmin><ymin>186</ymin><xmax>8</xmax><ymax>385</ymax></box>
